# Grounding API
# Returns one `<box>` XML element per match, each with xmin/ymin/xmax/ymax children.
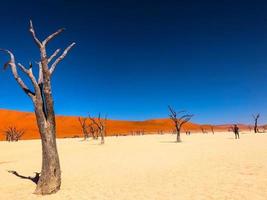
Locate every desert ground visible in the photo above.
<box><xmin>0</xmin><ymin>132</ymin><xmax>267</xmax><ymax>200</ymax></box>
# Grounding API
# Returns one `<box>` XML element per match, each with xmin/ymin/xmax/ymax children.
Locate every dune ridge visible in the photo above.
<box><xmin>0</xmin><ymin>109</ymin><xmax>252</xmax><ymax>140</ymax></box>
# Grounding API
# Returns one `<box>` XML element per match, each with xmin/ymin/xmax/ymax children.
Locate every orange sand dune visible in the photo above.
<box><xmin>0</xmin><ymin>109</ymin><xmax>251</xmax><ymax>140</ymax></box>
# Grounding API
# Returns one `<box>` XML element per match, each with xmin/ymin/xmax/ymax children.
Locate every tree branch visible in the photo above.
<box><xmin>88</xmin><ymin>115</ymin><xmax>102</xmax><ymax>130</ymax></box>
<box><xmin>36</xmin><ymin>61</ymin><xmax>43</xmax><ymax>84</ymax></box>
<box><xmin>29</xmin><ymin>20</ymin><xmax>42</xmax><ymax>48</ymax></box>
<box><xmin>0</xmin><ymin>49</ymin><xmax>35</xmax><ymax>98</ymax></box>
<box><xmin>48</xmin><ymin>49</ymin><xmax>60</xmax><ymax>63</ymax></box>
<box><xmin>42</xmin><ymin>28</ymin><xmax>65</xmax><ymax>46</ymax></box>
<box><xmin>49</xmin><ymin>42</ymin><xmax>75</xmax><ymax>74</ymax></box>
<box><xmin>17</xmin><ymin>62</ymin><xmax>39</xmax><ymax>89</ymax></box>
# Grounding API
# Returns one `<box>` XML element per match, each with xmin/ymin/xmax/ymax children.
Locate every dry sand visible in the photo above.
<box><xmin>0</xmin><ymin>132</ymin><xmax>267</xmax><ymax>200</ymax></box>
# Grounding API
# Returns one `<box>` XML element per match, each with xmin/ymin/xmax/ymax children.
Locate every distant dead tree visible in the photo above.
<box><xmin>168</xmin><ymin>106</ymin><xmax>193</xmax><ymax>142</ymax></box>
<box><xmin>200</xmin><ymin>126</ymin><xmax>207</xmax><ymax>134</ymax></box>
<box><xmin>252</xmin><ymin>114</ymin><xmax>260</xmax><ymax>133</ymax></box>
<box><xmin>210</xmin><ymin>126</ymin><xmax>214</xmax><ymax>134</ymax></box>
<box><xmin>4</xmin><ymin>126</ymin><xmax>24</xmax><ymax>142</ymax></box>
<box><xmin>1</xmin><ymin>20</ymin><xmax>75</xmax><ymax>194</ymax></box>
<box><xmin>88</xmin><ymin>123</ymin><xmax>97</xmax><ymax>139</ymax></box>
<box><xmin>78</xmin><ymin>117</ymin><xmax>89</xmax><ymax>140</ymax></box>
<box><xmin>88</xmin><ymin>114</ymin><xmax>107</xmax><ymax>144</ymax></box>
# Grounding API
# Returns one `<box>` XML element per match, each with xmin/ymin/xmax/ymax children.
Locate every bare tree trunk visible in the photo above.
<box><xmin>100</xmin><ymin>128</ymin><xmax>105</xmax><ymax>144</ymax></box>
<box><xmin>33</xmin><ymin>100</ymin><xmax>61</xmax><ymax>195</ymax></box>
<box><xmin>176</xmin><ymin>128</ymin><xmax>181</xmax><ymax>142</ymax></box>
<box><xmin>254</xmin><ymin>121</ymin><xmax>258</xmax><ymax>133</ymax></box>
<box><xmin>253</xmin><ymin>114</ymin><xmax>260</xmax><ymax>133</ymax></box>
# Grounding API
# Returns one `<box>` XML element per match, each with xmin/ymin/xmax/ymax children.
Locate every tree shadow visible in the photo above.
<box><xmin>160</xmin><ymin>141</ymin><xmax>180</xmax><ymax>143</ymax></box>
<box><xmin>8</xmin><ymin>170</ymin><xmax>40</xmax><ymax>184</ymax></box>
<box><xmin>0</xmin><ymin>161</ymin><xmax>15</xmax><ymax>165</ymax></box>
<box><xmin>226</xmin><ymin>138</ymin><xmax>240</xmax><ymax>140</ymax></box>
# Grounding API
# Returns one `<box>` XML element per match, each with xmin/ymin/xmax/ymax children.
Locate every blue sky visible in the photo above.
<box><xmin>0</xmin><ymin>0</ymin><xmax>267</xmax><ymax>124</ymax></box>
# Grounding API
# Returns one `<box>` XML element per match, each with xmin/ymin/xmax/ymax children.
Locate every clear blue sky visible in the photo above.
<box><xmin>0</xmin><ymin>0</ymin><xmax>267</xmax><ymax>124</ymax></box>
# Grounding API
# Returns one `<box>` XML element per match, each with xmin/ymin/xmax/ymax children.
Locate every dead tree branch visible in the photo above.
<box><xmin>88</xmin><ymin>113</ymin><xmax>107</xmax><ymax>144</ymax></box>
<box><xmin>3</xmin><ymin>126</ymin><xmax>24</xmax><ymax>142</ymax></box>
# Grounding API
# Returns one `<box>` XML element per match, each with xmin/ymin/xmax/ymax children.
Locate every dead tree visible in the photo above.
<box><xmin>252</xmin><ymin>114</ymin><xmax>260</xmax><ymax>133</ymax></box>
<box><xmin>200</xmin><ymin>126</ymin><xmax>207</xmax><ymax>134</ymax></box>
<box><xmin>1</xmin><ymin>21</ymin><xmax>75</xmax><ymax>195</ymax></box>
<box><xmin>88</xmin><ymin>123</ymin><xmax>97</xmax><ymax>139</ymax></box>
<box><xmin>210</xmin><ymin>126</ymin><xmax>214</xmax><ymax>134</ymax></box>
<box><xmin>78</xmin><ymin>117</ymin><xmax>89</xmax><ymax>140</ymax></box>
<box><xmin>88</xmin><ymin>114</ymin><xmax>107</xmax><ymax>144</ymax></box>
<box><xmin>4</xmin><ymin>126</ymin><xmax>24</xmax><ymax>142</ymax></box>
<box><xmin>168</xmin><ymin>106</ymin><xmax>193</xmax><ymax>142</ymax></box>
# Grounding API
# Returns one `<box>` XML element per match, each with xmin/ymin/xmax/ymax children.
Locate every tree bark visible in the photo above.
<box><xmin>176</xmin><ymin>126</ymin><xmax>181</xmax><ymax>143</ymax></box>
<box><xmin>254</xmin><ymin>121</ymin><xmax>258</xmax><ymax>133</ymax></box>
<box><xmin>33</xmin><ymin>90</ymin><xmax>61</xmax><ymax>195</ymax></box>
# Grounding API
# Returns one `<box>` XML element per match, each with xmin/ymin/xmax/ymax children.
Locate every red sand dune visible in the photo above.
<box><xmin>0</xmin><ymin>109</ymin><xmax>251</xmax><ymax>140</ymax></box>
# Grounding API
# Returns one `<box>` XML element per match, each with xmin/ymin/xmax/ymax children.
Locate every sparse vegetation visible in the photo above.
<box><xmin>200</xmin><ymin>126</ymin><xmax>207</xmax><ymax>134</ymax></box>
<box><xmin>88</xmin><ymin>114</ymin><xmax>107</xmax><ymax>144</ymax></box>
<box><xmin>3</xmin><ymin>126</ymin><xmax>24</xmax><ymax>142</ymax></box>
<box><xmin>78</xmin><ymin>117</ymin><xmax>89</xmax><ymax>140</ymax></box>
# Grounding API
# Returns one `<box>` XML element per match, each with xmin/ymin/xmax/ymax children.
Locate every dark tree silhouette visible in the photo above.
<box><xmin>252</xmin><ymin>114</ymin><xmax>260</xmax><ymax>133</ymax></box>
<box><xmin>78</xmin><ymin>117</ymin><xmax>89</xmax><ymax>140</ymax></box>
<box><xmin>1</xmin><ymin>21</ymin><xmax>75</xmax><ymax>195</ymax></box>
<box><xmin>88</xmin><ymin>114</ymin><xmax>107</xmax><ymax>144</ymax></box>
<box><xmin>210</xmin><ymin>126</ymin><xmax>214</xmax><ymax>134</ymax></box>
<box><xmin>4</xmin><ymin>126</ymin><xmax>24</xmax><ymax>142</ymax></box>
<box><xmin>200</xmin><ymin>126</ymin><xmax>207</xmax><ymax>134</ymax></box>
<box><xmin>88</xmin><ymin>122</ymin><xmax>97</xmax><ymax>139</ymax></box>
<box><xmin>168</xmin><ymin>106</ymin><xmax>193</xmax><ymax>142</ymax></box>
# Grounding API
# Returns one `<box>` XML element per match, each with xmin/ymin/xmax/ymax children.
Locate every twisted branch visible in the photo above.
<box><xmin>0</xmin><ymin>49</ymin><xmax>35</xmax><ymax>98</ymax></box>
<box><xmin>50</xmin><ymin>42</ymin><xmax>75</xmax><ymax>74</ymax></box>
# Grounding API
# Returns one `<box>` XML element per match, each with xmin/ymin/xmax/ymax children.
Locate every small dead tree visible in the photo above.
<box><xmin>88</xmin><ymin>123</ymin><xmax>97</xmax><ymax>139</ymax></box>
<box><xmin>252</xmin><ymin>114</ymin><xmax>260</xmax><ymax>133</ymax></box>
<box><xmin>78</xmin><ymin>117</ymin><xmax>89</xmax><ymax>140</ymax></box>
<box><xmin>168</xmin><ymin>106</ymin><xmax>193</xmax><ymax>142</ymax></box>
<box><xmin>200</xmin><ymin>126</ymin><xmax>207</xmax><ymax>134</ymax></box>
<box><xmin>1</xmin><ymin>21</ymin><xmax>75</xmax><ymax>194</ymax></box>
<box><xmin>4</xmin><ymin>126</ymin><xmax>24</xmax><ymax>142</ymax></box>
<box><xmin>210</xmin><ymin>125</ymin><xmax>214</xmax><ymax>134</ymax></box>
<box><xmin>88</xmin><ymin>114</ymin><xmax>107</xmax><ymax>144</ymax></box>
